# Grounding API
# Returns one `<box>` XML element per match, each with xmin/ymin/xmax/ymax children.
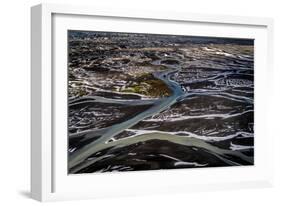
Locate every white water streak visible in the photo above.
<box><xmin>125</xmin><ymin>129</ymin><xmax>253</xmax><ymax>142</ymax></box>
<box><xmin>143</xmin><ymin>110</ymin><xmax>253</xmax><ymax>122</ymax></box>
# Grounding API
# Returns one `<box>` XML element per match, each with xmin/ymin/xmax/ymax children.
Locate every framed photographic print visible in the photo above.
<box><xmin>31</xmin><ymin>3</ymin><xmax>274</xmax><ymax>201</ymax></box>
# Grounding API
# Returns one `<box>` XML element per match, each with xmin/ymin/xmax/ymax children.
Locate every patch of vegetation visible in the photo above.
<box><xmin>121</xmin><ymin>72</ymin><xmax>171</xmax><ymax>97</ymax></box>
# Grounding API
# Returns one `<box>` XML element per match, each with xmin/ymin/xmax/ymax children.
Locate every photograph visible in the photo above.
<box><xmin>67</xmin><ymin>30</ymin><xmax>254</xmax><ymax>174</ymax></box>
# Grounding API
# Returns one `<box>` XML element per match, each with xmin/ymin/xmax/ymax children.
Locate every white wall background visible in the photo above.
<box><xmin>0</xmin><ymin>0</ymin><xmax>280</xmax><ymax>205</ymax></box>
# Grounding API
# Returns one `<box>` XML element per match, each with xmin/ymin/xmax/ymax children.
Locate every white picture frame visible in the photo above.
<box><xmin>31</xmin><ymin>3</ymin><xmax>274</xmax><ymax>202</ymax></box>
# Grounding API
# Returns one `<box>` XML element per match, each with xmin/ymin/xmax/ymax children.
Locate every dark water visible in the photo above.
<box><xmin>68</xmin><ymin>31</ymin><xmax>254</xmax><ymax>174</ymax></box>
